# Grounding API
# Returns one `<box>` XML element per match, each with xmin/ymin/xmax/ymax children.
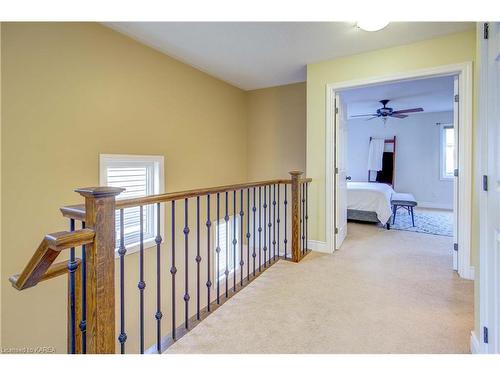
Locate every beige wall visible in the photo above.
<box><xmin>1</xmin><ymin>22</ymin><xmax>249</xmax><ymax>353</ymax></box>
<box><xmin>246</xmin><ymin>82</ymin><xmax>306</xmax><ymax>181</ymax></box>
<box><xmin>306</xmin><ymin>29</ymin><xmax>479</xmax><ymax>334</ymax></box>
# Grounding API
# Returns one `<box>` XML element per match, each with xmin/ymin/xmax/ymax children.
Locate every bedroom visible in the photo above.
<box><xmin>334</xmin><ymin>74</ymin><xmax>462</xmax><ymax>271</ymax></box>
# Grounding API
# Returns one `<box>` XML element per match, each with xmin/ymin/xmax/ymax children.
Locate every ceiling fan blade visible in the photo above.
<box><xmin>390</xmin><ymin>114</ymin><xmax>408</xmax><ymax>119</ymax></box>
<box><xmin>365</xmin><ymin>116</ymin><xmax>378</xmax><ymax>121</ymax></box>
<box><xmin>351</xmin><ymin>114</ymin><xmax>378</xmax><ymax>117</ymax></box>
<box><xmin>392</xmin><ymin>107</ymin><xmax>423</xmax><ymax>114</ymax></box>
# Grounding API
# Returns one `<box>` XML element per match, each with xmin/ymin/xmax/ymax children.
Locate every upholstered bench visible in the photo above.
<box><xmin>391</xmin><ymin>193</ymin><xmax>417</xmax><ymax>227</ymax></box>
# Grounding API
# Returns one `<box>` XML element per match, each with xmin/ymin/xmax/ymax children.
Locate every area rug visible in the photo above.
<box><xmin>391</xmin><ymin>208</ymin><xmax>453</xmax><ymax>237</ymax></box>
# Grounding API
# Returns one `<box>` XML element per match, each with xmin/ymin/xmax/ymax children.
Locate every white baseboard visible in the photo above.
<box><xmin>460</xmin><ymin>266</ymin><xmax>475</xmax><ymax>281</ymax></box>
<box><xmin>417</xmin><ymin>201</ymin><xmax>453</xmax><ymax>210</ymax></box>
<box><xmin>470</xmin><ymin>330</ymin><xmax>480</xmax><ymax>354</ymax></box>
<box><xmin>307</xmin><ymin>240</ymin><xmax>331</xmax><ymax>253</ymax></box>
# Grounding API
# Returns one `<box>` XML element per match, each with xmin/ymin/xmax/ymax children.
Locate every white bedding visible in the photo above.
<box><xmin>347</xmin><ymin>182</ymin><xmax>394</xmax><ymax>224</ymax></box>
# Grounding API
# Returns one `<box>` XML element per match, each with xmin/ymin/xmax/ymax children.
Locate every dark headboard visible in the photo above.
<box><xmin>368</xmin><ymin>136</ymin><xmax>397</xmax><ymax>187</ymax></box>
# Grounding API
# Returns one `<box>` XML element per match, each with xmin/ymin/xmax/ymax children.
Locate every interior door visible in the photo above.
<box><xmin>335</xmin><ymin>93</ymin><xmax>348</xmax><ymax>249</ymax></box>
<box><xmin>452</xmin><ymin>76</ymin><xmax>459</xmax><ymax>271</ymax></box>
<box><xmin>484</xmin><ymin>21</ymin><xmax>500</xmax><ymax>353</ymax></box>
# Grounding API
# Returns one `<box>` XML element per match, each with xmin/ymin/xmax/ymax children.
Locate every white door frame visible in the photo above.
<box><xmin>477</xmin><ymin>22</ymin><xmax>500</xmax><ymax>354</ymax></box>
<box><xmin>325</xmin><ymin>62</ymin><xmax>474</xmax><ymax>280</ymax></box>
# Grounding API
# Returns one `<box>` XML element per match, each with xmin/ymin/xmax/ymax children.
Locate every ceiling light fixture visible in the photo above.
<box><xmin>356</xmin><ymin>21</ymin><xmax>389</xmax><ymax>32</ymax></box>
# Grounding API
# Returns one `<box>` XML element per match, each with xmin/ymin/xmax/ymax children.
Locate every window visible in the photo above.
<box><xmin>214</xmin><ymin>216</ymin><xmax>240</xmax><ymax>281</ymax></box>
<box><xmin>440</xmin><ymin>124</ymin><xmax>456</xmax><ymax>180</ymax></box>
<box><xmin>99</xmin><ymin>154</ymin><xmax>164</xmax><ymax>254</ymax></box>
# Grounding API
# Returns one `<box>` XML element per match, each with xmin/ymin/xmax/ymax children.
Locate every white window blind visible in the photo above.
<box><xmin>100</xmin><ymin>155</ymin><xmax>164</xmax><ymax>251</ymax></box>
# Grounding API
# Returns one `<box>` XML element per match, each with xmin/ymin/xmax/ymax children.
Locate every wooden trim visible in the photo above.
<box><xmin>60</xmin><ymin>178</ymin><xmax>310</xmax><ymax>220</ymax></box>
<box><xmin>115</xmin><ymin>178</ymin><xmax>291</xmax><ymax>209</ymax></box>
<box><xmin>60</xmin><ymin>204</ymin><xmax>86</xmax><ymax>221</ymax></box>
<box><xmin>9</xmin><ymin>258</ymin><xmax>81</xmax><ymax>287</ymax></box>
<box><xmin>290</xmin><ymin>171</ymin><xmax>302</xmax><ymax>262</ymax></box>
<box><xmin>76</xmin><ymin>187</ymin><xmax>123</xmax><ymax>354</ymax></box>
<box><xmin>9</xmin><ymin>231</ymin><xmax>93</xmax><ymax>290</ymax></box>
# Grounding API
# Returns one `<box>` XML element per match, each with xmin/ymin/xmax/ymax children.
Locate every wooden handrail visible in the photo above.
<box><xmin>9</xmin><ymin>229</ymin><xmax>94</xmax><ymax>290</ymax></box>
<box><xmin>60</xmin><ymin>177</ymin><xmax>312</xmax><ymax>220</ymax></box>
<box><xmin>9</xmin><ymin>258</ymin><xmax>81</xmax><ymax>287</ymax></box>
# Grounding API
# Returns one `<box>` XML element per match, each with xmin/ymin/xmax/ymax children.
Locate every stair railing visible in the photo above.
<box><xmin>10</xmin><ymin>171</ymin><xmax>311</xmax><ymax>354</ymax></box>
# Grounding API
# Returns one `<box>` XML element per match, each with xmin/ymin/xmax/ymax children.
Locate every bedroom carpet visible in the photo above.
<box><xmin>391</xmin><ymin>207</ymin><xmax>453</xmax><ymax>237</ymax></box>
<box><xmin>166</xmin><ymin>222</ymin><xmax>473</xmax><ymax>354</ymax></box>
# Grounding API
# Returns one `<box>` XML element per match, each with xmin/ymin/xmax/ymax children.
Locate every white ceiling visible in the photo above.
<box><xmin>104</xmin><ymin>22</ymin><xmax>473</xmax><ymax>90</ymax></box>
<box><xmin>341</xmin><ymin>75</ymin><xmax>455</xmax><ymax>118</ymax></box>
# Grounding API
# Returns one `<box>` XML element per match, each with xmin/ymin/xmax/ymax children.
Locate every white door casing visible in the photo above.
<box><xmin>335</xmin><ymin>93</ymin><xmax>348</xmax><ymax>249</ymax></box>
<box><xmin>479</xmin><ymin>21</ymin><xmax>500</xmax><ymax>354</ymax></box>
<box><xmin>326</xmin><ymin>62</ymin><xmax>473</xmax><ymax>279</ymax></box>
<box><xmin>453</xmin><ymin>76</ymin><xmax>459</xmax><ymax>271</ymax></box>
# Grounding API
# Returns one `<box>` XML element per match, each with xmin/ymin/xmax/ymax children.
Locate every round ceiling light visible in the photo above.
<box><xmin>356</xmin><ymin>21</ymin><xmax>389</xmax><ymax>32</ymax></box>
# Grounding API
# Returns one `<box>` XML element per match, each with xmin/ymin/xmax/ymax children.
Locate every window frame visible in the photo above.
<box><xmin>214</xmin><ymin>215</ymin><xmax>240</xmax><ymax>282</ymax></box>
<box><xmin>439</xmin><ymin>123</ymin><xmax>455</xmax><ymax>181</ymax></box>
<box><xmin>99</xmin><ymin>154</ymin><xmax>165</xmax><ymax>256</ymax></box>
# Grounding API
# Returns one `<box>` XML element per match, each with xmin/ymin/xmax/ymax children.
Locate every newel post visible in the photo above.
<box><xmin>75</xmin><ymin>187</ymin><xmax>124</xmax><ymax>354</ymax></box>
<box><xmin>289</xmin><ymin>171</ymin><xmax>303</xmax><ymax>262</ymax></box>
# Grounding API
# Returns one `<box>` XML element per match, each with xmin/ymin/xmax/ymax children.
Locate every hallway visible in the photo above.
<box><xmin>166</xmin><ymin>222</ymin><xmax>474</xmax><ymax>354</ymax></box>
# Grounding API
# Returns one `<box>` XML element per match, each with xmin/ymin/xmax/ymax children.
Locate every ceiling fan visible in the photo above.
<box><xmin>351</xmin><ymin>99</ymin><xmax>424</xmax><ymax>122</ymax></box>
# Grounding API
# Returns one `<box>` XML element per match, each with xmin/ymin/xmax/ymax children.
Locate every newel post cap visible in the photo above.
<box><xmin>289</xmin><ymin>171</ymin><xmax>304</xmax><ymax>177</ymax></box>
<box><xmin>75</xmin><ymin>186</ymin><xmax>125</xmax><ymax>198</ymax></box>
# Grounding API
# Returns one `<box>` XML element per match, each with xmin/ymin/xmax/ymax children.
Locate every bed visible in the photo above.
<box><xmin>347</xmin><ymin>182</ymin><xmax>394</xmax><ymax>229</ymax></box>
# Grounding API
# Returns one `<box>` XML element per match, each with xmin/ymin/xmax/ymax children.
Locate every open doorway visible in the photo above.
<box><xmin>326</xmin><ymin>63</ymin><xmax>473</xmax><ymax>279</ymax></box>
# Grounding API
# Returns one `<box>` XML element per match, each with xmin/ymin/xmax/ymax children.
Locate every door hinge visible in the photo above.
<box><xmin>484</xmin><ymin>22</ymin><xmax>489</xmax><ymax>39</ymax></box>
<box><xmin>335</xmin><ymin>107</ymin><xmax>339</xmax><ymax>114</ymax></box>
<box><xmin>484</xmin><ymin>326</ymin><xmax>489</xmax><ymax>344</ymax></box>
<box><xmin>483</xmin><ymin>175</ymin><xmax>488</xmax><ymax>191</ymax></box>
<box><xmin>454</xmin><ymin>94</ymin><xmax>459</xmax><ymax>103</ymax></box>
<box><xmin>335</xmin><ymin>227</ymin><xmax>339</xmax><ymax>235</ymax></box>
<box><xmin>454</xmin><ymin>169</ymin><xmax>459</xmax><ymax>177</ymax></box>
<box><xmin>335</xmin><ymin>167</ymin><xmax>339</xmax><ymax>174</ymax></box>
<box><xmin>453</xmin><ymin>243</ymin><xmax>458</xmax><ymax>251</ymax></box>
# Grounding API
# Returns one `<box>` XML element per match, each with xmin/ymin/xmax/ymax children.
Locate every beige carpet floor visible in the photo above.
<box><xmin>166</xmin><ymin>222</ymin><xmax>474</xmax><ymax>354</ymax></box>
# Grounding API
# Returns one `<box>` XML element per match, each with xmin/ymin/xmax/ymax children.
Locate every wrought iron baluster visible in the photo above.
<box><xmin>306</xmin><ymin>182</ymin><xmax>309</xmax><ymax>254</ymax></box>
<box><xmin>68</xmin><ymin>218</ymin><xmax>77</xmax><ymax>354</ymax></box>
<box><xmin>233</xmin><ymin>190</ymin><xmax>237</xmax><ymax>291</ymax></box>
<box><xmin>118</xmin><ymin>211</ymin><xmax>127</xmax><ymax>353</ymax></box>
<box><xmin>80</xmin><ymin>221</ymin><xmax>87</xmax><ymax>353</ymax></box>
<box><xmin>277</xmin><ymin>185</ymin><xmax>280</xmax><ymax>259</ymax></box>
<box><xmin>196</xmin><ymin>196</ymin><xmax>201</xmax><ymax>320</ymax></box>
<box><xmin>246</xmin><ymin>188</ymin><xmax>251</xmax><ymax>281</ymax></box>
<box><xmin>155</xmin><ymin>203</ymin><xmax>162</xmax><ymax>353</ymax></box>
<box><xmin>216</xmin><ymin>193</ymin><xmax>221</xmax><ymax>304</ymax></box>
<box><xmin>284</xmin><ymin>184</ymin><xmax>288</xmax><ymax>259</ymax></box>
<box><xmin>224</xmin><ymin>191</ymin><xmax>229</xmax><ymax>298</ymax></box>
<box><xmin>302</xmin><ymin>183</ymin><xmax>306</xmax><ymax>255</ymax></box>
<box><xmin>138</xmin><ymin>206</ymin><xmax>145</xmax><ymax>354</ymax></box>
<box><xmin>239</xmin><ymin>189</ymin><xmax>244</xmax><ymax>287</ymax></box>
<box><xmin>183</xmin><ymin>198</ymin><xmax>190</xmax><ymax>329</ymax></box>
<box><xmin>273</xmin><ymin>184</ymin><xmax>276</xmax><ymax>261</ymax></box>
<box><xmin>268</xmin><ymin>185</ymin><xmax>272</xmax><ymax>264</ymax></box>
<box><xmin>253</xmin><ymin>187</ymin><xmax>257</xmax><ymax>276</ymax></box>
<box><xmin>263</xmin><ymin>185</ymin><xmax>267</xmax><ymax>268</ymax></box>
<box><xmin>258</xmin><ymin>186</ymin><xmax>262</xmax><ymax>272</ymax></box>
<box><xmin>206</xmin><ymin>195</ymin><xmax>212</xmax><ymax>311</ymax></box>
<box><xmin>170</xmin><ymin>201</ymin><xmax>177</xmax><ymax>340</ymax></box>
